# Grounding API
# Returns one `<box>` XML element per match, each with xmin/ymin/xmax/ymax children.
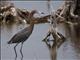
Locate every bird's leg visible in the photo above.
<box><xmin>20</xmin><ymin>42</ymin><xmax>24</xmax><ymax>60</ymax></box>
<box><xmin>14</xmin><ymin>43</ymin><xmax>18</xmax><ymax>60</ymax></box>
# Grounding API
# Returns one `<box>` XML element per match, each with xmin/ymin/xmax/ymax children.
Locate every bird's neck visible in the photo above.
<box><xmin>29</xmin><ymin>21</ymin><xmax>34</xmax><ymax>29</ymax></box>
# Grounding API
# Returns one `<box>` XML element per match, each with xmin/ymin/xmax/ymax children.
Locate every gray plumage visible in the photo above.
<box><xmin>7</xmin><ymin>10</ymin><xmax>40</xmax><ymax>60</ymax></box>
<box><xmin>7</xmin><ymin>22</ymin><xmax>34</xmax><ymax>60</ymax></box>
<box><xmin>7</xmin><ymin>10</ymin><xmax>38</xmax><ymax>44</ymax></box>
<box><xmin>8</xmin><ymin>23</ymin><xmax>34</xmax><ymax>44</ymax></box>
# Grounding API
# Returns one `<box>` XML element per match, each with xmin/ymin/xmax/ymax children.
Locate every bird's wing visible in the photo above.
<box><xmin>8</xmin><ymin>26</ymin><xmax>33</xmax><ymax>44</ymax></box>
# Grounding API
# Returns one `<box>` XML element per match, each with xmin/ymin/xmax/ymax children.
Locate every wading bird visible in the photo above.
<box><xmin>7</xmin><ymin>10</ymin><xmax>41</xmax><ymax>60</ymax></box>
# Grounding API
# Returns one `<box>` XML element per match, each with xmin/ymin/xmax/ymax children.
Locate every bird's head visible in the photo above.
<box><xmin>30</xmin><ymin>10</ymin><xmax>44</xmax><ymax>17</ymax></box>
<box><xmin>28</xmin><ymin>10</ymin><xmax>44</xmax><ymax>24</ymax></box>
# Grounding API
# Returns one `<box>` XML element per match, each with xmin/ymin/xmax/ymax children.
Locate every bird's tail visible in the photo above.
<box><xmin>7</xmin><ymin>40</ymin><xmax>12</xmax><ymax>44</ymax></box>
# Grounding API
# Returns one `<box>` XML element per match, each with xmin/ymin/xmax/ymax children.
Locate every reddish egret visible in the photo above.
<box><xmin>7</xmin><ymin>10</ymin><xmax>41</xmax><ymax>60</ymax></box>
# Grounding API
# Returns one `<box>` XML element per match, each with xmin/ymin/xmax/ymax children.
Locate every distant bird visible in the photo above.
<box><xmin>7</xmin><ymin>10</ymin><xmax>41</xmax><ymax>60</ymax></box>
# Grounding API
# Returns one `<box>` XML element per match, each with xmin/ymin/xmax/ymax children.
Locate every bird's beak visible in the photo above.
<box><xmin>36</xmin><ymin>11</ymin><xmax>44</xmax><ymax>16</ymax></box>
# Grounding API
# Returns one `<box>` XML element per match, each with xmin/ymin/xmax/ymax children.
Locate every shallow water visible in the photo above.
<box><xmin>1</xmin><ymin>23</ymin><xmax>80</xmax><ymax>60</ymax></box>
<box><xmin>1</xmin><ymin>1</ymin><xmax>80</xmax><ymax>60</ymax></box>
<box><xmin>1</xmin><ymin>23</ymin><xmax>50</xmax><ymax>60</ymax></box>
